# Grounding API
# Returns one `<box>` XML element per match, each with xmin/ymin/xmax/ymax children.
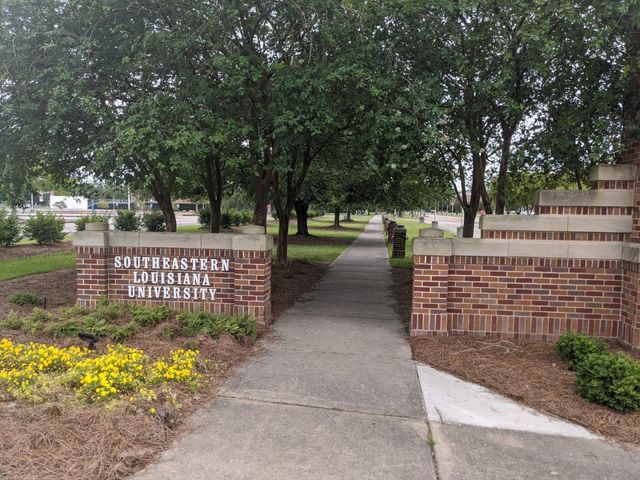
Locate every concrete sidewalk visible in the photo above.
<box><xmin>134</xmin><ymin>215</ymin><xmax>640</xmax><ymax>480</ymax></box>
<box><xmin>134</xmin><ymin>215</ymin><xmax>435</xmax><ymax>480</ymax></box>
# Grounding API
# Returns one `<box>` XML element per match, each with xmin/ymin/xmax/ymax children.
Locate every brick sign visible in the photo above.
<box><xmin>74</xmin><ymin>231</ymin><xmax>272</xmax><ymax>323</ymax></box>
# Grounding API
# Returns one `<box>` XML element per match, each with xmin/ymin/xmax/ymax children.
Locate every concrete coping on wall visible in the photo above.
<box><xmin>479</xmin><ymin>214</ymin><xmax>632</xmax><ymax>233</ymax></box>
<box><xmin>413</xmin><ymin>237</ymin><xmax>625</xmax><ymax>260</ymax></box>
<box><xmin>419</xmin><ymin>227</ymin><xmax>445</xmax><ymax>238</ymax></box>
<box><xmin>589</xmin><ymin>163</ymin><xmax>636</xmax><ymax>181</ymax></box>
<box><xmin>73</xmin><ymin>231</ymin><xmax>274</xmax><ymax>251</ymax></box>
<box><xmin>534</xmin><ymin>189</ymin><xmax>633</xmax><ymax>207</ymax></box>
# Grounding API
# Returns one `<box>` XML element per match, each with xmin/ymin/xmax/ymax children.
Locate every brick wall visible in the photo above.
<box><xmin>411</xmin><ymin>254</ymin><xmax>622</xmax><ymax>341</ymax></box>
<box><xmin>74</xmin><ymin>232</ymin><xmax>272</xmax><ymax>324</ymax></box>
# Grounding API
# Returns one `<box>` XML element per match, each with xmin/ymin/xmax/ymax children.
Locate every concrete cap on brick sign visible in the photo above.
<box><xmin>534</xmin><ymin>189</ymin><xmax>633</xmax><ymax>207</ymax></box>
<box><xmin>622</xmin><ymin>244</ymin><xmax>640</xmax><ymax>263</ymax></box>
<box><xmin>480</xmin><ymin>215</ymin><xmax>568</xmax><ymax>232</ymax></box>
<box><xmin>85</xmin><ymin>222</ymin><xmax>109</xmax><ymax>231</ymax></box>
<box><xmin>413</xmin><ymin>238</ymin><xmax>625</xmax><ymax>260</ymax></box>
<box><xmin>108</xmin><ymin>232</ymin><xmax>140</xmax><ymax>247</ymax></box>
<box><xmin>240</xmin><ymin>225</ymin><xmax>266</xmax><ymax>235</ymax></box>
<box><xmin>232</xmin><ymin>234</ymin><xmax>273</xmax><ymax>251</ymax></box>
<box><xmin>568</xmin><ymin>241</ymin><xmax>623</xmax><ymax>259</ymax></box>
<box><xmin>139</xmin><ymin>233</ymin><xmax>202</xmax><ymax>248</ymax></box>
<box><xmin>589</xmin><ymin>164</ymin><xmax>636</xmax><ymax>181</ymax></box>
<box><xmin>453</xmin><ymin>239</ymin><xmax>509</xmax><ymax>256</ymax></box>
<box><xmin>201</xmin><ymin>233</ymin><xmax>234</xmax><ymax>250</ymax></box>
<box><xmin>413</xmin><ymin>237</ymin><xmax>453</xmax><ymax>256</ymax></box>
<box><xmin>73</xmin><ymin>231</ymin><xmax>109</xmax><ymax>247</ymax></box>
<box><xmin>419</xmin><ymin>228</ymin><xmax>445</xmax><ymax>238</ymax></box>
<box><xmin>507</xmin><ymin>240</ymin><xmax>569</xmax><ymax>258</ymax></box>
<box><xmin>567</xmin><ymin>215</ymin><xmax>632</xmax><ymax>233</ymax></box>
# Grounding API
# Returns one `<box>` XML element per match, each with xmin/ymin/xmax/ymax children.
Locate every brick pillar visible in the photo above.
<box><xmin>392</xmin><ymin>225</ymin><xmax>407</xmax><ymax>258</ymax></box>
<box><xmin>411</xmin><ymin>255</ymin><xmax>450</xmax><ymax>335</ymax></box>
<box><xmin>75</xmin><ymin>232</ymin><xmax>109</xmax><ymax>308</ymax></box>
<box><xmin>387</xmin><ymin>221</ymin><xmax>397</xmax><ymax>244</ymax></box>
<box><xmin>233</xmin><ymin>250</ymin><xmax>272</xmax><ymax>324</ymax></box>
<box><xmin>624</xmin><ymin>140</ymin><xmax>640</xmax><ymax>243</ymax></box>
<box><xmin>621</xmin><ymin>141</ymin><xmax>640</xmax><ymax>350</ymax></box>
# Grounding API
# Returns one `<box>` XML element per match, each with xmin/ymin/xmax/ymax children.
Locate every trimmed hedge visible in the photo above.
<box><xmin>142</xmin><ymin>212</ymin><xmax>166</xmax><ymax>232</ymax></box>
<box><xmin>555</xmin><ymin>331</ymin><xmax>608</xmax><ymax>370</ymax></box>
<box><xmin>575</xmin><ymin>353</ymin><xmax>640</xmax><ymax>412</ymax></box>
<box><xmin>114</xmin><ymin>210</ymin><xmax>142</xmax><ymax>231</ymax></box>
<box><xmin>24</xmin><ymin>213</ymin><xmax>65</xmax><ymax>245</ymax></box>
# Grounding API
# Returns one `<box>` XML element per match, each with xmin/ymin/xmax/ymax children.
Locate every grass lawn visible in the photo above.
<box><xmin>388</xmin><ymin>217</ymin><xmax>455</xmax><ymax>268</ymax></box>
<box><xmin>0</xmin><ymin>251</ymin><xmax>77</xmax><ymax>281</ymax></box>
<box><xmin>178</xmin><ymin>214</ymin><xmax>372</xmax><ymax>264</ymax></box>
<box><xmin>269</xmin><ymin>215</ymin><xmax>371</xmax><ymax>263</ymax></box>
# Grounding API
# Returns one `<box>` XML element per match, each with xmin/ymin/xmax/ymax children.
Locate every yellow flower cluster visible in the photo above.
<box><xmin>0</xmin><ymin>338</ymin><xmax>200</xmax><ymax>403</ymax></box>
<box><xmin>71</xmin><ymin>345</ymin><xmax>147</xmax><ymax>401</ymax></box>
<box><xmin>0</xmin><ymin>338</ymin><xmax>88</xmax><ymax>397</ymax></box>
<box><xmin>150</xmin><ymin>349</ymin><xmax>199</xmax><ymax>384</ymax></box>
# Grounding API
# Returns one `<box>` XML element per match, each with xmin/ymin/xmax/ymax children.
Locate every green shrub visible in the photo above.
<box><xmin>132</xmin><ymin>305</ymin><xmax>171</xmax><ymax>326</ymax></box>
<box><xmin>220</xmin><ymin>212</ymin><xmax>232</xmax><ymax>228</ymax></box>
<box><xmin>197</xmin><ymin>208</ymin><xmax>211</xmax><ymax>228</ymax></box>
<box><xmin>555</xmin><ymin>331</ymin><xmax>608</xmax><ymax>370</ymax></box>
<box><xmin>9</xmin><ymin>292</ymin><xmax>44</xmax><ymax>307</ymax></box>
<box><xmin>114</xmin><ymin>210</ymin><xmax>142</xmax><ymax>231</ymax></box>
<box><xmin>241</xmin><ymin>211</ymin><xmax>252</xmax><ymax>224</ymax></box>
<box><xmin>0</xmin><ymin>209</ymin><xmax>21</xmax><ymax>246</ymax></box>
<box><xmin>75</xmin><ymin>214</ymin><xmax>109</xmax><ymax>232</ymax></box>
<box><xmin>24</xmin><ymin>212</ymin><xmax>65</xmax><ymax>245</ymax></box>
<box><xmin>142</xmin><ymin>212</ymin><xmax>166</xmax><ymax>232</ymax></box>
<box><xmin>178</xmin><ymin>311</ymin><xmax>257</xmax><ymax>340</ymax></box>
<box><xmin>575</xmin><ymin>353</ymin><xmax>640</xmax><ymax>412</ymax></box>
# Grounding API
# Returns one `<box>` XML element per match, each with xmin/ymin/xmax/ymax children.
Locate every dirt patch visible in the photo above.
<box><xmin>0</xmin><ymin>269</ymin><xmax>77</xmax><ymax>318</ymax></box>
<box><xmin>0</xmin><ymin>242</ymin><xmax>73</xmax><ymax>260</ymax></box>
<box><xmin>410</xmin><ymin>335</ymin><xmax>640</xmax><ymax>446</ymax></box>
<box><xmin>271</xmin><ymin>261</ymin><xmax>328</xmax><ymax>319</ymax></box>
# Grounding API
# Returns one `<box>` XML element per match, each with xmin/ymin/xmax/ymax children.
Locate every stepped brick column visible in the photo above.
<box><xmin>621</xmin><ymin>140</ymin><xmax>640</xmax><ymax>349</ymax></box>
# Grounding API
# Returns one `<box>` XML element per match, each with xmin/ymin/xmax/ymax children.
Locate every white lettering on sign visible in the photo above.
<box><xmin>114</xmin><ymin>255</ymin><xmax>229</xmax><ymax>302</ymax></box>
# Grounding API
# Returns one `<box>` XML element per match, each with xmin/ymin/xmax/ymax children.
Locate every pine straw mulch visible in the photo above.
<box><xmin>410</xmin><ymin>335</ymin><xmax>640</xmax><ymax>447</ymax></box>
<box><xmin>0</xmin><ymin>241</ymin><xmax>73</xmax><ymax>260</ymax></box>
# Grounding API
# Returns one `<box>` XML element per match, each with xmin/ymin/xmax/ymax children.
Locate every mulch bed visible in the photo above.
<box><xmin>390</xmin><ymin>266</ymin><xmax>640</xmax><ymax>447</ymax></box>
<box><xmin>0</xmin><ymin>242</ymin><xmax>73</xmax><ymax>260</ymax></box>
<box><xmin>0</xmin><ymin>269</ymin><xmax>77</xmax><ymax>318</ymax></box>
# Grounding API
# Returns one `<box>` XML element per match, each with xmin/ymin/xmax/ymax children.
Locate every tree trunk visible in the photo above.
<box><xmin>295</xmin><ymin>199</ymin><xmax>310</xmax><ymax>235</ymax></box>
<box><xmin>346</xmin><ymin>207</ymin><xmax>351</xmax><ymax>221</ymax></box>
<box><xmin>480</xmin><ymin>183</ymin><xmax>493</xmax><ymax>215</ymax></box>
<box><xmin>203</xmin><ymin>154</ymin><xmax>223</xmax><ymax>233</ymax></box>
<box><xmin>495</xmin><ymin>128</ymin><xmax>514</xmax><ymax>215</ymax></box>
<box><xmin>276</xmin><ymin>209</ymin><xmax>291</xmax><ymax>264</ymax></box>
<box><xmin>462</xmin><ymin>206</ymin><xmax>477</xmax><ymax>238</ymax></box>
<box><xmin>156</xmin><ymin>195</ymin><xmax>177</xmax><ymax>232</ymax></box>
<box><xmin>333</xmin><ymin>205</ymin><xmax>341</xmax><ymax>227</ymax></box>
<box><xmin>252</xmin><ymin>171</ymin><xmax>272</xmax><ymax>226</ymax></box>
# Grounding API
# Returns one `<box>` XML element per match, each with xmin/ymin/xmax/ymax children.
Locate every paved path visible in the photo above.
<box><xmin>135</xmin><ymin>216</ymin><xmax>435</xmax><ymax>480</ymax></box>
